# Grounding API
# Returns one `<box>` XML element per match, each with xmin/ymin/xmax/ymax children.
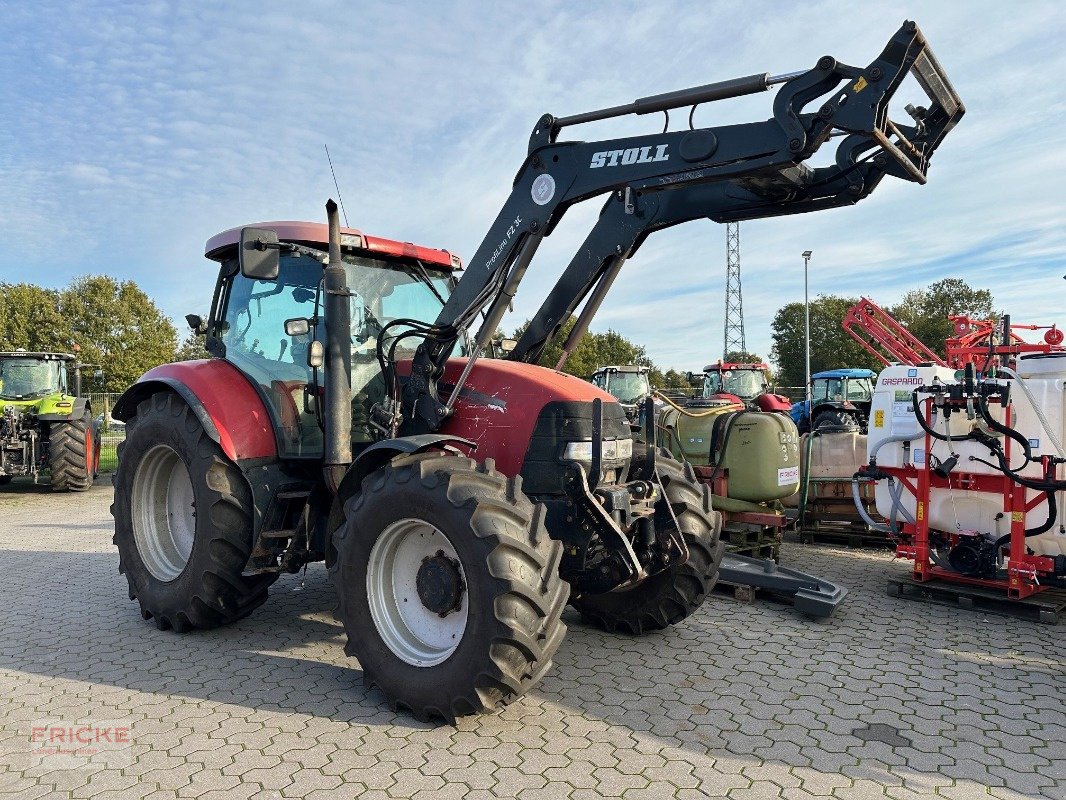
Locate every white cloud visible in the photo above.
<box><xmin>0</xmin><ymin>0</ymin><xmax>1062</xmax><ymax>372</ymax></box>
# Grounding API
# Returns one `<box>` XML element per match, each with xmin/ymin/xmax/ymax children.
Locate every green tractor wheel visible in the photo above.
<box><xmin>49</xmin><ymin>411</ymin><xmax>94</xmax><ymax>492</ymax></box>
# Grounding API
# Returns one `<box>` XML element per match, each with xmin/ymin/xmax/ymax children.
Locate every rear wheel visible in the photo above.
<box><xmin>572</xmin><ymin>453</ymin><xmax>723</xmax><ymax>634</ymax></box>
<box><xmin>111</xmin><ymin>392</ymin><xmax>276</xmax><ymax>631</ymax></box>
<box><xmin>49</xmin><ymin>412</ymin><xmax>93</xmax><ymax>492</ymax></box>
<box><xmin>330</xmin><ymin>453</ymin><xmax>568</xmax><ymax>722</ymax></box>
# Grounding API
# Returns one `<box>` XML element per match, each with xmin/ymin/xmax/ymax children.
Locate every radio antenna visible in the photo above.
<box><xmin>324</xmin><ymin>144</ymin><xmax>350</xmax><ymax>228</ymax></box>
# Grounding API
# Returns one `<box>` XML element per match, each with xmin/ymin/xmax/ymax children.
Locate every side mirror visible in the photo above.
<box><xmin>239</xmin><ymin>227</ymin><xmax>280</xmax><ymax>280</ymax></box>
<box><xmin>185</xmin><ymin>313</ymin><xmax>207</xmax><ymax>335</ymax></box>
<box><xmin>285</xmin><ymin>318</ymin><xmax>310</xmax><ymax>336</ymax></box>
<box><xmin>685</xmin><ymin>371</ymin><xmax>696</xmax><ymax>383</ymax></box>
<box><xmin>498</xmin><ymin>338</ymin><xmax>517</xmax><ymax>354</ymax></box>
<box><xmin>308</xmin><ymin>340</ymin><xmax>325</xmax><ymax>368</ymax></box>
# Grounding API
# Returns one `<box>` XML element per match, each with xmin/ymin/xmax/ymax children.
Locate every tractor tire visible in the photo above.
<box><xmin>572</xmin><ymin>452</ymin><xmax>724</xmax><ymax>635</ymax></box>
<box><xmin>48</xmin><ymin>412</ymin><xmax>94</xmax><ymax>492</ymax></box>
<box><xmin>330</xmin><ymin>453</ymin><xmax>569</xmax><ymax>723</ymax></box>
<box><xmin>111</xmin><ymin>392</ymin><xmax>276</xmax><ymax>632</ymax></box>
<box><xmin>813</xmin><ymin>410</ymin><xmax>859</xmax><ymax>430</ymax></box>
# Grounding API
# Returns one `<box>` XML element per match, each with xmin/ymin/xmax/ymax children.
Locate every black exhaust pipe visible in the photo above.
<box><xmin>323</xmin><ymin>199</ymin><xmax>352</xmax><ymax>492</ymax></box>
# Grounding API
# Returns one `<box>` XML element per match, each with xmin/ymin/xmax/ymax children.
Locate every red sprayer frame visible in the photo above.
<box><xmin>880</xmin><ymin>397</ymin><xmax>1058</xmax><ymax>599</ymax></box>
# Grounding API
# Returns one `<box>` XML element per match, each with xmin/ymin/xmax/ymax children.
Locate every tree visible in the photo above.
<box><xmin>175</xmin><ymin>334</ymin><xmax>211</xmax><ymax>362</ymax></box>
<box><xmin>724</xmin><ymin>350</ymin><xmax>764</xmax><ymax>364</ymax></box>
<box><xmin>770</xmin><ymin>295</ymin><xmax>883</xmax><ymax>387</ymax></box>
<box><xmin>57</xmin><ymin>276</ymin><xmax>178</xmax><ymax>392</ymax></box>
<box><xmin>510</xmin><ymin>317</ymin><xmax>654</xmax><ymax>379</ymax></box>
<box><xmin>889</xmin><ymin>278</ymin><xmax>995</xmax><ymax>358</ymax></box>
<box><xmin>0</xmin><ymin>284</ymin><xmax>70</xmax><ymax>353</ymax></box>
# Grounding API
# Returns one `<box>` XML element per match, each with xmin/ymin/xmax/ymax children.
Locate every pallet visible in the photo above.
<box><xmin>887</xmin><ymin>578</ymin><xmax>1066</xmax><ymax>624</ymax></box>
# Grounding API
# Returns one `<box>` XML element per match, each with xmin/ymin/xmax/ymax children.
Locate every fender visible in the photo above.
<box><xmin>113</xmin><ymin>360</ymin><xmax>277</xmax><ymax>462</ymax></box>
<box><xmin>325</xmin><ymin>434</ymin><xmax>476</xmax><ymax>541</ymax></box>
<box><xmin>38</xmin><ymin>396</ymin><xmax>90</xmax><ymax>421</ymax></box>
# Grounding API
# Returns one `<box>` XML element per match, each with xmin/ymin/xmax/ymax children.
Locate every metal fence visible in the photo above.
<box><xmin>88</xmin><ymin>392</ymin><xmax>125</xmax><ymax>473</ymax></box>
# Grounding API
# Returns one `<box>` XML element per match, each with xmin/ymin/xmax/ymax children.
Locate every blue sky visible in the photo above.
<box><xmin>1</xmin><ymin>1</ymin><xmax>1063</xmax><ymax>371</ymax></box>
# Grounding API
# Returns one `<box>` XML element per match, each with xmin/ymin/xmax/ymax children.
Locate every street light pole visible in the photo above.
<box><xmin>802</xmin><ymin>250</ymin><xmax>813</xmax><ymax>415</ymax></box>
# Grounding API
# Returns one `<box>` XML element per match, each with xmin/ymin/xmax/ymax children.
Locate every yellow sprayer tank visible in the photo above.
<box><xmin>658</xmin><ymin>403</ymin><xmax>800</xmax><ymax>502</ymax></box>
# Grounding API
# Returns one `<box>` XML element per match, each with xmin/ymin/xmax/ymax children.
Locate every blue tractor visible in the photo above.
<box><xmin>790</xmin><ymin>368</ymin><xmax>876</xmax><ymax>434</ymax></box>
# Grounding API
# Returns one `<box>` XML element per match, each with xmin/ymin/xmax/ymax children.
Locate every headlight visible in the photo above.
<box><xmin>563</xmin><ymin>438</ymin><xmax>633</xmax><ymax>462</ymax></box>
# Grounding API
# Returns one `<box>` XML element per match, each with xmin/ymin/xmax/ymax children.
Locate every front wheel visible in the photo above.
<box><xmin>111</xmin><ymin>392</ymin><xmax>276</xmax><ymax>631</ymax></box>
<box><xmin>48</xmin><ymin>412</ymin><xmax>94</xmax><ymax>492</ymax></box>
<box><xmin>330</xmin><ymin>453</ymin><xmax>569</xmax><ymax>722</ymax></box>
<box><xmin>572</xmin><ymin>453</ymin><xmax>724</xmax><ymax>634</ymax></box>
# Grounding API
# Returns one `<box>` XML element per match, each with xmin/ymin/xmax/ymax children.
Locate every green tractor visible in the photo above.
<box><xmin>0</xmin><ymin>350</ymin><xmax>100</xmax><ymax>490</ymax></box>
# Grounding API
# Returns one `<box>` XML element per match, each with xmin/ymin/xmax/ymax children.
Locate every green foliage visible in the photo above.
<box><xmin>889</xmin><ymin>278</ymin><xmax>995</xmax><ymax>358</ymax></box>
<box><xmin>770</xmin><ymin>296</ymin><xmax>883</xmax><ymax>387</ymax></box>
<box><xmin>0</xmin><ymin>284</ymin><xmax>67</xmax><ymax>353</ymax></box>
<box><xmin>511</xmin><ymin>317</ymin><xmax>654</xmax><ymax>379</ymax></box>
<box><xmin>175</xmin><ymin>334</ymin><xmax>211</xmax><ymax>362</ymax></box>
<box><xmin>0</xmin><ymin>276</ymin><xmax>178</xmax><ymax>392</ymax></box>
<box><xmin>658</xmin><ymin>368</ymin><xmax>700</xmax><ymax>391</ymax></box>
<box><xmin>770</xmin><ymin>279</ymin><xmax>996</xmax><ymax>387</ymax></box>
<box><xmin>724</xmin><ymin>350</ymin><xmax>763</xmax><ymax>364</ymax></box>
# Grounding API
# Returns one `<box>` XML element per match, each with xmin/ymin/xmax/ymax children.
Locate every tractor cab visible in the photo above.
<box><xmin>699</xmin><ymin>362</ymin><xmax>791</xmax><ymax>413</ymax></box>
<box><xmin>589</xmin><ymin>365</ymin><xmax>651</xmax><ymax>421</ymax></box>
<box><xmin>200</xmin><ymin>222</ymin><xmax>463</xmax><ymax>459</ymax></box>
<box><xmin>790</xmin><ymin>368</ymin><xmax>876</xmax><ymax>433</ymax></box>
<box><xmin>0</xmin><ymin>351</ymin><xmax>70</xmax><ymax>403</ymax></box>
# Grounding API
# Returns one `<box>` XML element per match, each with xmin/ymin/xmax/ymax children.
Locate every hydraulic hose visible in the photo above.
<box><xmin>868</xmin><ymin>429</ymin><xmax>924</xmax><ymax>465</ymax></box>
<box><xmin>851</xmin><ymin>475</ymin><xmax>894</xmax><ymax>534</ymax></box>
<box><xmin>654</xmin><ymin>390</ymin><xmax>742</xmax><ymax>417</ymax></box>
<box><xmin>977</xmin><ymin>395</ymin><xmax>1032</xmax><ymax>466</ymax></box>
<box><xmin>994</xmin><ymin>490</ymin><xmax>1056</xmax><ymax>548</ymax></box>
<box><xmin>911</xmin><ymin>389</ymin><xmax>984</xmax><ymax>443</ymax></box>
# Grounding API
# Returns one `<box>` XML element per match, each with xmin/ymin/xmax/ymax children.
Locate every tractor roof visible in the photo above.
<box><xmin>204</xmin><ymin>221</ymin><xmax>461</xmax><ymax>270</ymax></box>
<box><xmin>594</xmin><ymin>365</ymin><xmax>649</xmax><ymax>373</ymax></box>
<box><xmin>703</xmin><ymin>362</ymin><xmax>769</xmax><ymax>372</ymax></box>
<box><xmin>812</xmin><ymin>368</ymin><xmax>877</xmax><ymax>380</ymax></box>
<box><xmin>0</xmin><ymin>351</ymin><xmax>74</xmax><ymax>361</ymax></box>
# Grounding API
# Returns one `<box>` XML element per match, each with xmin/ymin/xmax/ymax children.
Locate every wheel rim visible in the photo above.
<box><xmin>366</xmin><ymin>519</ymin><xmax>469</xmax><ymax>667</ymax></box>
<box><xmin>132</xmin><ymin>445</ymin><xmax>196</xmax><ymax>582</ymax></box>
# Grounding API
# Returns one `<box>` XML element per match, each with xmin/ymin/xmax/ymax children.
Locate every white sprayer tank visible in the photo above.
<box><xmin>868</xmin><ymin>359</ymin><xmax>1066</xmax><ymax>556</ymax></box>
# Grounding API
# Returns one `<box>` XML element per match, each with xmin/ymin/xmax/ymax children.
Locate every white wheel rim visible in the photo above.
<box><xmin>366</xmin><ymin>519</ymin><xmax>469</xmax><ymax>667</ymax></box>
<box><xmin>132</xmin><ymin>445</ymin><xmax>196</xmax><ymax>582</ymax></box>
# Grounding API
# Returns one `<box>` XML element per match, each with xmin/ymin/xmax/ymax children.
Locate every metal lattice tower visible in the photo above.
<box><xmin>723</xmin><ymin>222</ymin><xmax>745</xmax><ymax>358</ymax></box>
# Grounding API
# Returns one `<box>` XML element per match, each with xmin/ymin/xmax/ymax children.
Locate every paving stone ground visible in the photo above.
<box><xmin>0</xmin><ymin>481</ymin><xmax>1063</xmax><ymax>799</ymax></box>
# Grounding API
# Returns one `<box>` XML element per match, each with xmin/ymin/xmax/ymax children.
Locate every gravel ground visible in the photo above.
<box><xmin>0</xmin><ymin>480</ymin><xmax>1063</xmax><ymax>799</ymax></box>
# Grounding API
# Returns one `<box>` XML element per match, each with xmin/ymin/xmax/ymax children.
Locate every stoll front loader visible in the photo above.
<box><xmin>112</xmin><ymin>22</ymin><xmax>962</xmax><ymax>721</ymax></box>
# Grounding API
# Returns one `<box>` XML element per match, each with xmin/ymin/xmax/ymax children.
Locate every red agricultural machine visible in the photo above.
<box><xmin>845</xmin><ymin>300</ymin><xmax>1066</xmax><ymax>611</ymax></box>
<box><xmin>696</xmin><ymin>361</ymin><xmax>792</xmax><ymax>413</ymax></box>
<box><xmin>112</xmin><ymin>22</ymin><xmax>963</xmax><ymax>720</ymax></box>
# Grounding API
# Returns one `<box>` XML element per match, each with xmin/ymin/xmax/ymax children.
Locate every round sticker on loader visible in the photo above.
<box><xmin>531</xmin><ymin>174</ymin><xmax>556</xmax><ymax>205</ymax></box>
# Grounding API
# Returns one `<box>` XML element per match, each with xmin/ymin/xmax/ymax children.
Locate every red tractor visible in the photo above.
<box><xmin>698</xmin><ymin>361</ymin><xmax>791</xmax><ymax>412</ymax></box>
<box><xmin>111</xmin><ymin>22</ymin><xmax>962</xmax><ymax>721</ymax></box>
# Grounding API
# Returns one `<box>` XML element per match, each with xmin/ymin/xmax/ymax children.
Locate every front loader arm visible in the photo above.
<box><xmin>400</xmin><ymin>20</ymin><xmax>963</xmax><ymax>434</ymax></box>
<box><xmin>509</xmin><ymin>132</ymin><xmax>905</xmax><ymax>368</ymax></box>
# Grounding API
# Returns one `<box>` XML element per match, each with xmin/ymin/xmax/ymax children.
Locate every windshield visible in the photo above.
<box><xmin>221</xmin><ymin>251</ymin><xmax>454</xmax><ymax>457</ymax></box>
<box><xmin>846</xmin><ymin>377</ymin><xmax>873</xmax><ymax>402</ymax></box>
<box><xmin>704</xmin><ymin>369</ymin><xmax>766</xmax><ymax>400</ymax></box>
<box><xmin>605</xmin><ymin>372</ymin><xmax>650</xmax><ymax>404</ymax></box>
<box><xmin>0</xmin><ymin>358</ymin><xmax>63</xmax><ymax>399</ymax></box>
<box><xmin>813</xmin><ymin>376</ymin><xmax>872</xmax><ymax>403</ymax></box>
